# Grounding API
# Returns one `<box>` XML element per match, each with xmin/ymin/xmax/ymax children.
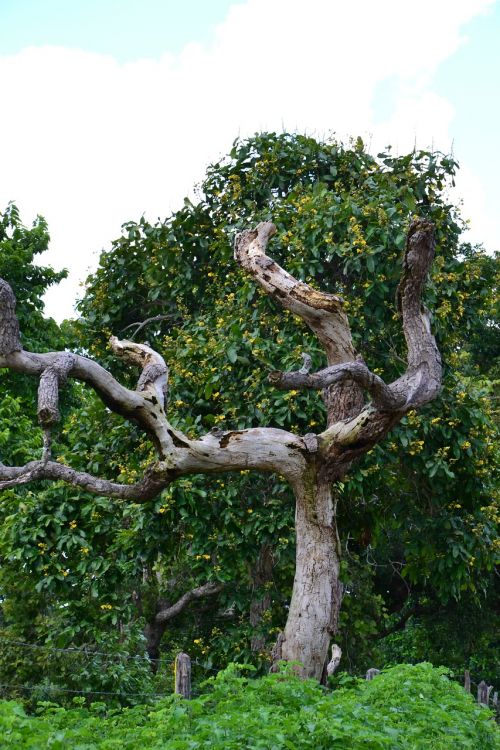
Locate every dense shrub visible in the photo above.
<box><xmin>1</xmin><ymin>663</ymin><xmax>498</xmax><ymax>749</ymax></box>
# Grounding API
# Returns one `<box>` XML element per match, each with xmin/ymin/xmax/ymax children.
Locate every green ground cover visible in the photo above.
<box><xmin>1</xmin><ymin>663</ymin><xmax>498</xmax><ymax>749</ymax></box>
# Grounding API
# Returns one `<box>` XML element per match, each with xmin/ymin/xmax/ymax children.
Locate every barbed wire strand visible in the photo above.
<box><xmin>0</xmin><ymin>640</ymin><xmax>222</xmax><ymax>672</ymax></box>
<box><xmin>0</xmin><ymin>683</ymin><xmax>172</xmax><ymax>699</ymax></box>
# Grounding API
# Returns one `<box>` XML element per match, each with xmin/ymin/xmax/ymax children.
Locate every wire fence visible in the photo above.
<box><xmin>0</xmin><ymin>639</ymin><xmax>221</xmax><ymax>701</ymax></box>
<box><xmin>0</xmin><ymin>639</ymin><xmax>498</xmax><ymax>711</ymax></box>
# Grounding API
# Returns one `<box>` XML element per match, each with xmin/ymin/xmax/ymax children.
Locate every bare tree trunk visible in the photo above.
<box><xmin>278</xmin><ymin>472</ymin><xmax>342</xmax><ymax>679</ymax></box>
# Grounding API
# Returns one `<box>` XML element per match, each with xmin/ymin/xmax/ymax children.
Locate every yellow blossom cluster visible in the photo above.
<box><xmin>408</xmin><ymin>440</ymin><xmax>425</xmax><ymax>456</ymax></box>
<box><xmin>348</xmin><ymin>217</ymin><xmax>368</xmax><ymax>254</ymax></box>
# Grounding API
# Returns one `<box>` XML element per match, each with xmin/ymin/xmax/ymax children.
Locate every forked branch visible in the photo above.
<box><xmin>0</xmin><ymin>216</ymin><xmax>441</xmax><ymax>498</ymax></box>
<box><xmin>269</xmin><ymin>358</ymin><xmax>404</xmax><ymax>411</ymax></box>
<box><xmin>235</xmin><ymin>217</ymin><xmax>441</xmax><ymax>466</ymax></box>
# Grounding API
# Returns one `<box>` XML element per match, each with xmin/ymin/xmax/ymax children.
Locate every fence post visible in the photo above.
<box><xmin>366</xmin><ymin>668</ymin><xmax>380</xmax><ymax>681</ymax></box>
<box><xmin>464</xmin><ymin>670</ymin><xmax>471</xmax><ymax>693</ymax></box>
<box><xmin>174</xmin><ymin>652</ymin><xmax>191</xmax><ymax>699</ymax></box>
<box><xmin>477</xmin><ymin>680</ymin><xmax>489</xmax><ymax>706</ymax></box>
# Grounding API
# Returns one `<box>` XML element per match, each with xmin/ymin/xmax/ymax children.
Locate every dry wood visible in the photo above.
<box><xmin>464</xmin><ymin>670</ymin><xmax>471</xmax><ymax>693</ymax></box>
<box><xmin>174</xmin><ymin>652</ymin><xmax>191</xmax><ymax>699</ymax></box>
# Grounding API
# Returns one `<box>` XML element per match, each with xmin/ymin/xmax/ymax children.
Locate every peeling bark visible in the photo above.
<box><xmin>280</xmin><ymin>474</ymin><xmax>342</xmax><ymax>679</ymax></box>
<box><xmin>0</xmin><ymin>280</ymin><xmax>21</xmax><ymax>355</ymax></box>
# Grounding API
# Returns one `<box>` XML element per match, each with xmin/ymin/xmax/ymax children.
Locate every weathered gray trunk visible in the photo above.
<box><xmin>279</xmin><ymin>473</ymin><xmax>342</xmax><ymax>679</ymax></box>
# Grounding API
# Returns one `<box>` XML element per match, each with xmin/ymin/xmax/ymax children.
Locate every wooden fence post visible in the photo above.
<box><xmin>174</xmin><ymin>652</ymin><xmax>191</xmax><ymax>699</ymax></box>
<box><xmin>464</xmin><ymin>670</ymin><xmax>471</xmax><ymax>693</ymax></box>
<box><xmin>366</xmin><ymin>668</ymin><xmax>380</xmax><ymax>681</ymax></box>
<box><xmin>477</xmin><ymin>680</ymin><xmax>490</xmax><ymax>706</ymax></box>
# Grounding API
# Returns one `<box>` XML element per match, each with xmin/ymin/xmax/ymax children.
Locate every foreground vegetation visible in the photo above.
<box><xmin>1</xmin><ymin>664</ymin><xmax>498</xmax><ymax>749</ymax></box>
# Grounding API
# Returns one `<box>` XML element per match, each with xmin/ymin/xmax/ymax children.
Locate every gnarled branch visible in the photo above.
<box><xmin>235</xmin><ymin>222</ymin><xmax>355</xmax><ymax>366</ymax></box>
<box><xmin>0</xmin><ymin>459</ymin><xmax>168</xmax><ymax>500</ymax></box>
<box><xmin>110</xmin><ymin>336</ymin><xmax>169</xmax><ymax>410</ymax></box>
<box><xmin>269</xmin><ymin>357</ymin><xmax>404</xmax><ymax>411</ymax></box>
<box><xmin>318</xmin><ymin>218</ymin><xmax>442</xmax><ymax>467</ymax></box>
<box><xmin>155</xmin><ymin>581</ymin><xmax>223</xmax><ymax>624</ymax></box>
<box><xmin>120</xmin><ymin>314</ymin><xmax>175</xmax><ymax>339</ymax></box>
<box><xmin>235</xmin><ymin>222</ymin><xmax>365</xmax><ymax>426</ymax></box>
<box><xmin>0</xmin><ymin>216</ymin><xmax>441</xmax><ymax>501</ymax></box>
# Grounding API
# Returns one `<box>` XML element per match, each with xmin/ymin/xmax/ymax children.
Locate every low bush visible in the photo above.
<box><xmin>1</xmin><ymin>663</ymin><xmax>498</xmax><ymax>749</ymax></box>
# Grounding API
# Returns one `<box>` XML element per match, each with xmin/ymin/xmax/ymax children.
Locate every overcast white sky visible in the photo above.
<box><xmin>0</xmin><ymin>0</ymin><xmax>498</xmax><ymax>320</ymax></box>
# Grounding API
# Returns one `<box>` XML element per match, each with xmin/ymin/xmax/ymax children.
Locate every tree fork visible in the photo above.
<box><xmin>0</xmin><ymin>216</ymin><xmax>441</xmax><ymax>681</ymax></box>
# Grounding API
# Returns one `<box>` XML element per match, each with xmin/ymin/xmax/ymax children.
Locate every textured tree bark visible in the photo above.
<box><xmin>278</xmin><ymin>473</ymin><xmax>342</xmax><ymax>679</ymax></box>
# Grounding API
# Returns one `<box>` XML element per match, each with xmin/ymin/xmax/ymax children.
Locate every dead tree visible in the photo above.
<box><xmin>0</xmin><ymin>219</ymin><xmax>441</xmax><ymax>680</ymax></box>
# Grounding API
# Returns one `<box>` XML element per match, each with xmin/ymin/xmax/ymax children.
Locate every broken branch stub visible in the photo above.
<box><xmin>37</xmin><ymin>353</ymin><xmax>76</xmax><ymax>427</ymax></box>
<box><xmin>109</xmin><ymin>336</ymin><xmax>169</xmax><ymax>409</ymax></box>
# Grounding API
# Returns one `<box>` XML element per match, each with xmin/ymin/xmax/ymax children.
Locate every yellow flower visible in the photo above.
<box><xmin>80</xmin><ymin>547</ymin><xmax>89</xmax><ymax>555</ymax></box>
<box><xmin>69</xmin><ymin>520</ymin><xmax>77</xmax><ymax>529</ymax></box>
<box><xmin>100</xmin><ymin>603</ymin><xmax>113</xmax><ymax>610</ymax></box>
